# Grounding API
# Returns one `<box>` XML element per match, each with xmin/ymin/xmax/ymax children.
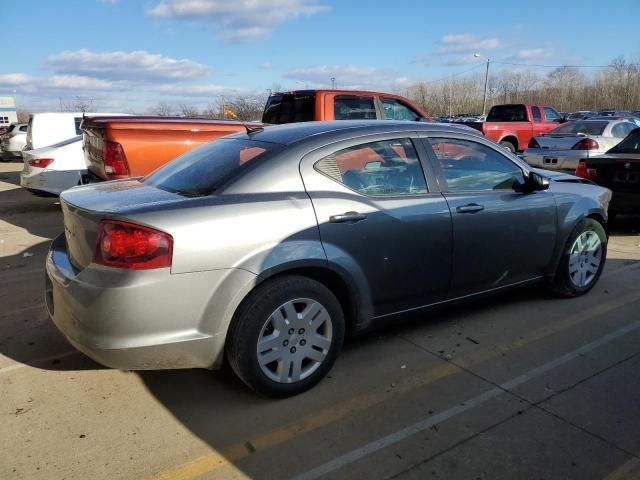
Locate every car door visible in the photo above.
<box><xmin>420</xmin><ymin>134</ymin><xmax>558</xmax><ymax>298</ymax></box>
<box><xmin>299</xmin><ymin>134</ymin><xmax>452</xmax><ymax>318</ymax></box>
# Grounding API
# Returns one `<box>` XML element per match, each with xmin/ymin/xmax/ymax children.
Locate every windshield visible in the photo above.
<box><xmin>550</xmin><ymin>121</ymin><xmax>607</xmax><ymax>136</ymax></box>
<box><xmin>144</xmin><ymin>138</ymin><xmax>280</xmax><ymax>196</ymax></box>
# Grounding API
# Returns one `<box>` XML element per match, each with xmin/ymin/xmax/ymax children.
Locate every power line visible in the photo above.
<box><xmin>425</xmin><ymin>63</ymin><xmax>485</xmax><ymax>84</ymax></box>
<box><xmin>492</xmin><ymin>60</ymin><xmax>613</xmax><ymax>69</ymax></box>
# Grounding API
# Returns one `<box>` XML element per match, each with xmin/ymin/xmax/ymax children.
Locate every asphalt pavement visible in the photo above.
<box><xmin>1</xmin><ymin>161</ymin><xmax>640</xmax><ymax>480</ymax></box>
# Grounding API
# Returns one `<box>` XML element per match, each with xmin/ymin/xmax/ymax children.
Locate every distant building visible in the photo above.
<box><xmin>0</xmin><ymin>96</ymin><xmax>18</xmax><ymax>126</ymax></box>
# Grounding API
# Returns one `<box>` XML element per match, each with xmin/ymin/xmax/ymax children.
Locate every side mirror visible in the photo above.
<box><xmin>514</xmin><ymin>171</ymin><xmax>550</xmax><ymax>192</ymax></box>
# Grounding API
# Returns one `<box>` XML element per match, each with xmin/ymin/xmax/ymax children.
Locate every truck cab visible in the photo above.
<box><xmin>261</xmin><ymin>90</ymin><xmax>432</xmax><ymax>124</ymax></box>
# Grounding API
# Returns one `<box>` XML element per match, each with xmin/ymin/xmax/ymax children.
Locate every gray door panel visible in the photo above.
<box><xmin>299</xmin><ymin>134</ymin><xmax>452</xmax><ymax>318</ymax></box>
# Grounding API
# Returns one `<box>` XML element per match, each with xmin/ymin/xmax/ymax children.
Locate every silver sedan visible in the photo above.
<box><xmin>46</xmin><ymin>121</ymin><xmax>612</xmax><ymax>397</ymax></box>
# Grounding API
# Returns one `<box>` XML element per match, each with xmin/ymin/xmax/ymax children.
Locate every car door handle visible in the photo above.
<box><xmin>456</xmin><ymin>203</ymin><xmax>485</xmax><ymax>214</ymax></box>
<box><xmin>329</xmin><ymin>211</ymin><xmax>367</xmax><ymax>223</ymax></box>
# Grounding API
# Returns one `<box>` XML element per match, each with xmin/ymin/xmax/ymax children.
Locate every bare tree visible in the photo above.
<box><xmin>179</xmin><ymin>104</ymin><xmax>200</xmax><ymax>117</ymax></box>
<box><xmin>16</xmin><ymin>109</ymin><xmax>31</xmax><ymax>123</ymax></box>
<box><xmin>151</xmin><ymin>101</ymin><xmax>174</xmax><ymax>116</ymax></box>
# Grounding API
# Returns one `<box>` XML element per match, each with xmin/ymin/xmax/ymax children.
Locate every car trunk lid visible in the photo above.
<box><xmin>585</xmin><ymin>155</ymin><xmax>640</xmax><ymax>192</ymax></box>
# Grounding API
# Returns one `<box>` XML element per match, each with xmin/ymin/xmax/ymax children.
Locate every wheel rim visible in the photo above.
<box><xmin>257</xmin><ymin>298</ymin><xmax>333</xmax><ymax>384</ymax></box>
<box><xmin>568</xmin><ymin>230</ymin><xmax>602</xmax><ymax>288</ymax></box>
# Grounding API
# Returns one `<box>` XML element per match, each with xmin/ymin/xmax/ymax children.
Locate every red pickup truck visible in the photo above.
<box><xmin>464</xmin><ymin>104</ymin><xmax>564</xmax><ymax>152</ymax></box>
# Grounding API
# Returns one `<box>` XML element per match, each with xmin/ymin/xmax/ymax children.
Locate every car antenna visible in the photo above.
<box><xmin>244</xmin><ymin>123</ymin><xmax>264</xmax><ymax>135</ymax></box>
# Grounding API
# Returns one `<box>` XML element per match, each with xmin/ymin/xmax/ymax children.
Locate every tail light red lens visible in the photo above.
<box><xmin>28</xmin><ymin>158</ymin><xmax>54</xmax><ymax>169</ymax></box>
<box><xmin>528</xmin><ymin>137</ymin><xmax>541</xmax><ymax>149</ymax></box>
<box><xmin>575</xmin><ymin>160</ymin><xmax>597</xmax><ymax>180</ymax></box>
<box><xmin>103</xmin><ymin>141</ymin><xmax>129</xmax><ymax>177</ymax></box>
<box><xmin>93</xmin><ymin>220</ymin><xmax>173</xmax><ymax>270</ymax></box>
<box><xmin>572</xmin><ymin>138</ymin><xmax>599</xmax><ymax>150</ymax></box>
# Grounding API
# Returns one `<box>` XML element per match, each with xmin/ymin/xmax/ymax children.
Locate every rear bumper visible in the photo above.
<box><xmin>609</xmin><ymin>191</ymin><xmax>640</xmax><ymax>214</ymax></box>
<box><xmin>20</xmin><ymin>167</ymin><xmax>86</xmax><ymax>195</ymax></box>
<box><xmin>523</xmin><ymin>150</ymin><xmax>587</xmax><ymax>171</ymax></box>
<box><xmin>45</xmin><ymin>233</ymin><xmax>257</xmax><ymax>370</ymax></box>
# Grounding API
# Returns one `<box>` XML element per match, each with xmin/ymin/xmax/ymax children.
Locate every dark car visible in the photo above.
<box><xmin>46</xmin><ymin>121</ymin><xmax>611</xmax><ymax>397</ymax></box>
<box><xmin>576</xmin><ymin>127</ymin><xmax>640</xmax><ymax>219</ymax></box>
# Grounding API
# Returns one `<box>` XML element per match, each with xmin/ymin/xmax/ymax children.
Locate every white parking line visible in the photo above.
<box><xmin>290</xmin><ymin>319</ymin><xmax>640</xmax><ymax>480</ymax></box>
<box><xmin>0</xmin><ymin>350</ymin><xmax>78</xmax><ymax>375</ymax></box>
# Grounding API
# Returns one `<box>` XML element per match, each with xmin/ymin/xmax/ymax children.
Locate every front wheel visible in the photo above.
<box><xmin>549</xmin><ymin>218</ymin><xmax>607</xmax><ymax>297</ymax></box>
<box><xmin>226</xmin><ymin>275</ymin><xmax>345</xmax><ymax>397</ymax></box>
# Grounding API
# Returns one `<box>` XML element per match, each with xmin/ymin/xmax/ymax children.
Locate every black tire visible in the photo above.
<box><xmin>499</xmin><ymin>140</ymin><xmax>517</xmax><ymax>153</ymax></box>
<box><xmin>226</xmin><ymin>275</ymin><xmax>345</xmax><ymax>398</ymax></box>
<box><xmin>549</xmin><ymin>218</ymin><xmax>607</xmax><ymax>297</ymax></box>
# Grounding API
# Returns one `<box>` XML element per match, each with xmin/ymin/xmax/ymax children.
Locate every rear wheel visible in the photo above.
<box><xmin>226</xmin><ymin>275</ymin><xmax>345</xmax><ymax>397</ymax></box>
<box><xmin>549</xmin><ymin>218</ymin><xmax>607</xmax><ymax>297</ymax></box>
<box><xmin>499</xmin><ymin>140</ymin><xmax>516</xmax><ymax>153</ymax></box>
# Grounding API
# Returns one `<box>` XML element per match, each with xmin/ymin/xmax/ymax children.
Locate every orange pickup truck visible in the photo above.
<box><xmin>82</xmin><ymin>117</ymin><xmax>249</xmax><ymax>180</ymax></box>
<box><xmin>83</xmin><ymin>90</ymin><xmax>433</xmax><ymax>181</ymax></box>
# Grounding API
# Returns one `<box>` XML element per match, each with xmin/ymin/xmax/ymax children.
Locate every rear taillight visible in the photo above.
<box><xmin>528</xmin><ymin>137</ymin><xmax>541</xmax><ymax>149</ymax></box>
<box><xmin>575</xmin><ymin>160</ymin><xmax>597</xmax><ymax>180</ymax></box>
<box><xmin>103</xmin><ymin>141</ymin><xmax>129</xmax><ymax>177</ymax></box>
<box><xmin>572</xmin><ymin>138</ymin><xmax>599</xmax><ymax>150</ymax></box>
<box><xmin>93</xmin><ymin>220</ymin><xmax>173</xmax><ymax>270</ymax></box>
<box><xmin>28</xmin><ymin>158</ymin><xmax>54</xmax><ymax>169</ymax></box>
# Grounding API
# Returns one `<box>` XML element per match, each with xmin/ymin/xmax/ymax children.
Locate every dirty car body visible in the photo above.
<box><xmin>46</xmin><ymin>121</ymin><xmax>611</xmax><ymax>396</ymax></box>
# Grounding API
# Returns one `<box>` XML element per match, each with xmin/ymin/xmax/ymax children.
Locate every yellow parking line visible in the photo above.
<box><xmin>602</xmin><ymin>458</ymin><xmax>640</xmax><ymax>480</ymax></box>
<box><xmin>148</xmin><ymin>288</ymin><xmax>640</xmax><ymax>480</ymax></box>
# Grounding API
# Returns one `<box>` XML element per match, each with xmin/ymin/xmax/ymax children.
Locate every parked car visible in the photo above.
<box><xmin>575</xmin><ymin>127</ymin><xmax>640</xmax><ymax>219</ymax></box>
<box><xmin>567</xmin><ymin>111</ymin><xmax>598</xmax><ymax>121</ymax></box>
<box><xmin>24</xmin><ymin>112</ymin><xmax>124</xmax><ymax>151</ymax></box>
<box><xmin>523</xmin><ymin>119</ymin><xmax>637</xmax><ymax>171</ymax></box>
<box><xmin>20</xmin><ymin>136</ymin><xmax>87</xmax><ymax>196</ymax></box>
<box><xmin>462</xmin><ymin>103</ymin><xmax>564</xmax><ymax>152</ymax></box>
<box><xmin>0</xmin><ymin>123</ymin><xmax>27</xmax><ymax>159</ymax></box>
<box><xmin>262</xmin><ymin>89</ymin><xmax>431</xmax><ymax>124</ymax></box>
<box><xmin>82</xmin><ymin>116</ymin><xmax>250</xmax><ymax>180</ymax></box>
<box><xmin>46</xmin><ymin>120</ymin><xmax>611</xmax><ymax>397</ymax></box>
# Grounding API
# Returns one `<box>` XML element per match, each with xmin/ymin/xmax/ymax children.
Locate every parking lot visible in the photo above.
<box><xmin>1</xmin><ymin>158</ymin><xmax>640</xmax><ymax>479</ymax></box>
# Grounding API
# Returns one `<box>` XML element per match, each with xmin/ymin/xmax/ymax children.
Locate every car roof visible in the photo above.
<box><xmin>227</xmin><ymin>120</ymin><xmax>482</xmax><ymax>146</ymax></box>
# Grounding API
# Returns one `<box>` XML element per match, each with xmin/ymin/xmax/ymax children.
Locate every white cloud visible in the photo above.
<box><xmin>516</xmin><ymin>48</ymin><xmax>552</xmax><ymax>60</ymax></box>
<box><xmin>435</xmin><ymin>34</ymin><xmax>501</xmax><ymax>54</ymax></box>
<box><xmin>284</xmin><ymin>65</ymin><xmax>413</xmax><ymax>91</ymax></box>
<box><xmin>259</xmin><ymin>62</ymin><xmax>275</xmax><ymax>70</ymax></box>
<box><xmin>47</xmin><ymin>49</ymin><xmax>210</xmax><ymax>81</ymax></box>
<box><xmin>147</xmin><ymin>0</ymin><xmax>329</xmax><ymax>41</ymax></box>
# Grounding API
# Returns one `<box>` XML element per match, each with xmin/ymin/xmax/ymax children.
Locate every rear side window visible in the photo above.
<box><xmin>487</xmin><ymin>105</ymin><xmax>527</xmax><ymax>122</ymax></box>
<box><xmin>144</xmin><ymin>139</ymin><xmax>278</xmax><ymax>196</ymax></box>
<box><xmin>428</xmin><ymin>137</ymin><xmax>524</xmax><ymax>192</ymax></box>
<box><xmin>381</xmin><ymin>98</ymin><xmax>422</xmax><ymax>121</ymax></box>
<box><xmin>74</xmin><ymin>117</ymin><xmax>83</xmax><ymax>135</ymax></box>
<box><xmin>262</xmin><ymin>94</ymin><xmax>315</xmax><ymax>124</ymax></box>
<box><xmin>531</xmin><ymin>107</ymin><xmax>542</xmax><ymax>122</ymax></box>
<box><xmin>315</xmin><ymin>138</ymin><xmax>427</xmax><ymax>195</ymax></box>
<box><xmin>612</xmin><ymin>122</ymin><xmax>635</xmax><ymax>138</ymax></box>
<box><xmin>19</xmin><ymin>125</ymin><xmax>27</xmax><ymax>132</ymax></box>
<box><xmin>333</xmin><ymin>96</ymin><xmax>376</xmax><ymax>120</ymax></box>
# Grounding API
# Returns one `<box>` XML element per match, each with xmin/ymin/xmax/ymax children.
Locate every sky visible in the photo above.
<box><xmin>2</xmin><ymin>0</ymin><xmax>639</xmax><ymax>112</ymax></box>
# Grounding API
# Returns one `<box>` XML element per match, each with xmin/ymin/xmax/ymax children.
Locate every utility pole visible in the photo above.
<box><xmin>448</xmin><ymin>81</ymin><xmax>452</xmax><ymax>119</ymax></box>
<box><xmin>330</xmin><ymin>77</ymin><xmax>336</xmax><ymax>90</ymax></box>
<box><xmin>482</xmin><ymin>58</ymin><xmax>490</xmax><ymax>116</ymax></box>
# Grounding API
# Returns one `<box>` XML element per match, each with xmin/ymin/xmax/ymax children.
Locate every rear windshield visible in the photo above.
<box><xmin>611</xmin><ymin>128</ymin><xmax>640</xmax><ymax>153</ymax></box>
<box><xmin>262</xmin><ymin>93</ymin><xmax>315</xmax><ymax>124</ymax></box>
<box><xmin>487</xmin><ymin>105</ymin><xmax>527</xmax><ymax>122</ymax></box>
<box><xmin>550</xmin><ymin>121</ymin><xmax>607</xmax><ymax>136</ymax></box>
<box><xmin>144</xmin><ymin>138</ymin><xmax>279</xmax><ymax>196</ymax></box>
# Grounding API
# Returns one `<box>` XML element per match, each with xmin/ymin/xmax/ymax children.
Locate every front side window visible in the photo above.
<box><xmin>428</xmin><ymin>138</ymin><xmax>524</xmax><ymax>192</ymax></box>
<box><xmin>333</xmin><ymin>96</ymin><xmax>376</xmax><ymax>120</ymax></box>
<box><xmin>315</xmin><ymin>138</ymin><xmax>427</xmax><ymax>196</ymax></box>
<box><xmin>381</xmin><ymin>98</ymin><xmax>421</xmax><ymax>121</ymax></box>
<box><xmin>543</xmin><ymin>107</ymin><xmax>561</xmax><ymax>122</ymax></box>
